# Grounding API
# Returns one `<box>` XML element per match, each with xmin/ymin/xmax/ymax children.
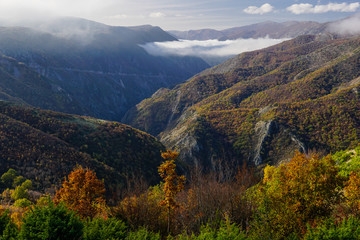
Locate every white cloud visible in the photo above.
<box><xmin>140</xmin><ymin>38</ymin><xmax>289</xmax><ymax>59</ymax></box>
<box><xmin>149</xmin><ymin>12</ymin><xmax>166</xmax><ymax>18</ymax></box>
<box><xmin>328</xmin><ymin>13</ymin><xmax>360</xmax><ymax>35</ymax></box>
<box><xmin>243</xmin><ymin>3</ymin><xmax>274</xmax><ymax>15</ymax></box>
<box><xmin>287</xmin><ymin>2</ymin><xmax>360</xmax><ymax>14</ymax></box>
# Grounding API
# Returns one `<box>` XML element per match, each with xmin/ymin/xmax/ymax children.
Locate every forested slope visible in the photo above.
<box><xmin>124</xmin><ymin>35</ymin><xmax>360</xmax><ymax>170</ymax></box>
<box><xmin>0</xmin><ymin>101</ymin><xmax>165</xmax><ymax>196</ymax></box>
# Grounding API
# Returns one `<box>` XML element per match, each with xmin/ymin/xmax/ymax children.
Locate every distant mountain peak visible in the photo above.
<box><xmin>169</xmin><ymin>20</ymin><xmax>325</xmax><ymax>40</ymax></box>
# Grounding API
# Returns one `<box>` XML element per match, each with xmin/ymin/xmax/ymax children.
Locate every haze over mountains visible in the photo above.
<box><xmin>1</xmin><ymin>13</ymin><xmax>360</xmax><ymax>191</ymax></box>
<box><xmin>169</xmin><ymin>21</ymin><xmax>326</xmax><ymax>40</ymax></box>
<box><xmin>169</xmin><ymin>14</ymin><xmax>360</xmax><ymax>41</ymax></box>
<box><xmin>124</xmin><ymin>34</ymin><xmax>360</xmax><ymax>170</ymax></box>
<box><xmin>0</xmin><ymin>17</ymin><xmax>209</xmax><ymax>121</ymax></box>
<box><xmin>1</xmin><ymin>1</ymin><xmax>360</xmax><ymax>238</ymax></box>
<box><xmin>1</xmin><ymin>15</ymin><xmax>359</xmax><ymax>123</ymax></box>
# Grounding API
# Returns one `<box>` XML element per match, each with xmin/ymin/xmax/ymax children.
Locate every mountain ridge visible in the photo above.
<box><xmin>0</xmin><ymin>100</ymin><xmax>165</xmax><ymax>198</ymax></box>
<box><xmin>123</xmin><ymin>34</ymin><xmax>360</xmax><ymax>171</ymax></box>
<box><xmin>169</xmin><ymin>21</ymin><xmax>327</xmax><ymax>40</ymax></box>
<box><xmin>0</xmin><ymin>17</ymin><xmax>209</xmax><ymax>121</ymax></box>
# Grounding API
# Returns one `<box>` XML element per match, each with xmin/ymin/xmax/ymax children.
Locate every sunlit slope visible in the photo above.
<box><xmin>124</xmin><ymin>35</ymin><xmax>360</xmax><ymax>169</ymax></box>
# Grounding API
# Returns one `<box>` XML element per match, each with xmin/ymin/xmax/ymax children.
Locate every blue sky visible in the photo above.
<box><xmin>0</xmin><ymin>0</ymin><xmax>359</xmax><ymax>30</ymax></box>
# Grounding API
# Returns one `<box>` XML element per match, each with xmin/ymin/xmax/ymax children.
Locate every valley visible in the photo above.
<box><xmin>0</xmin><ymin>10</ymin><xmax>360</xmax><ymax>239</ymax></box>
<box><xmin>0</xmin><ymin>18</ymin><xmax>209</xmax><ymax>121</ymax></box>
<box><xmin>124</xmin><ymin>34</ymin><xmax>360</xmax><ymax>170</ymax></box>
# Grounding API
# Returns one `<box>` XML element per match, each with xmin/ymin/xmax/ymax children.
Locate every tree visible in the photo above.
<box><xmin>54</xmin><ymin>167</ymin><xmax>106</xmax><ymax>219</ymax></box>
<box><xmin>1</xmin><ymin>169</ymin><xmax>17</xmax><ymax>188</ymax></box>
<box><xmin>0</xmin><ymin>207</ymin><xmax>18</xmax><ymax>240</ymax></box>
<box><xmin>251</xmin><ymin>152</ymin><xmax>344</xmax><ymax>239</ymax></box>
<box><xmin>19</xmin><ymin>201</ymin><xmax>83</xmax><ymax>240</ymax></box>
<box><xmin>115</xmin><ymin>184</ymin><xmax>167</xmax><ymax>234</ymax></box>
<box><xmin>158</xmin><ymin>150</ymin><xmax>186</xmax><ymax>234</ymax></box>
<box><xmin>344</xmin><ymin>171</ymin><xmax>360</xmax><ymax>214</ymax></box>
<box><xmin>11</xmin><ymin>180</ymin><xmax>32</xmax><ymax>201</ymax></box>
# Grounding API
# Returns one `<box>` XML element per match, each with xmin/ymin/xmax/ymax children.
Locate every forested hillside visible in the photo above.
<box><xmin>124</xmin><ymin>34</ymin><xmax>360</xmax><ymax>170</ymax></box>
<box><xmin>0</xmin><ymin>101</ymin><xmax>165</xmax><ymax>195</ymax></box>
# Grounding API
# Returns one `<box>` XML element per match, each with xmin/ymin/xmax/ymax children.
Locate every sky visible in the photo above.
<box><xmin>0</xmin><ymin>0</ymin><xmax>359</xmax><ymax>30</ymax></box>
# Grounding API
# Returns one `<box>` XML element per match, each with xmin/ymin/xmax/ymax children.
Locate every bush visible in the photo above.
<box><xmin>19</xmin><ymin>202</ymin><xmax>83</xmax><ymax>240</ymax></box>
<box><xmin>83</xmin><ymin>217</ymin><xmax>127</xmax><ymax>240</ymax></box>
<box><xmin>11</xmin><ymin>180</ymin><xmax>32</xmax><ymax>201</ymax></box>
<box><xmin>1</xmin><ymin>169</ymin><xmax>17</xmax><ymax>188</ymax></box>
<box><xmin>177</xmin><ymin>221</ymin><xmax>246</xmax><ymax>240</ymax></box>
<box><xmin>127</xmin><ymin>228</ymin><xmax>161</xmax><ymax>240</ymax></box>
<box><xmin>13</xmin><ymin>198</ymin><xmax>32</xmax><ymax>208</ymax></box>
<box><xmin>13</xmin><ymin>176</ymin><xmax>25</xmax><ymax>188</ymax></box>
<box><xmin>0</xmin><ymin>209</ymin><xmax>18</xmax><ymax>239</ymax></box>
<box><xmin>304</xmin><ymin>217</ymin><xmax>360</xmax><ymax>239</ymax></box>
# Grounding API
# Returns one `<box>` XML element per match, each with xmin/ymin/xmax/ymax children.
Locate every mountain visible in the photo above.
<box><xmin>0</xmin><ymin>17</ymin><xmax>209</xmax><ymax>121</ymax></box>
<box><xmin>169</xmin><ymin>21</ymin><xmax>326</xmax><ymax>40</ymax></box>
<box><xmin>123</xmin><ymin>34</ymin><xmax>360</xmax><ymax>171</ymax></box>
<box><xmin>169</xmin><ymin>29</ymin><xmax>226</xmax><ymax>41</ymax></box>
<box><xmin>0</xmin><ymin>100</ymin><xmax>165</xmax><ymax>197</ymax></box>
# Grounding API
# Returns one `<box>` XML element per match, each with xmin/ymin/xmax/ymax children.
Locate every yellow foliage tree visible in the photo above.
<box><xmin>344</xmin><ymin>171</ymin><xmax>360</xmax><ymax>214</ymax></box>
<box><xmin>158</xmin><ymin>150</ymin><xmax>186</xmax><ymax>233</ymax></box>
<box><xmin>252</xmin><ymin>152</ymin><xmax>344</xmax><ymax>239</ymax></box>
<box><xmin>54</xmin><ymin>167</ymin><xmax>106</xmax><ymax>219</ymax></box>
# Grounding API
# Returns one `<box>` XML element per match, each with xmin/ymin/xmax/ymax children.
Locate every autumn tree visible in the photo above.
<box><xmin>54</xmin><ymin>167</ymin><xmax>106</xmax><ymax>219</ymax></box>
<box><xmin>158</xmin><ymin>150</ymin><xmax>185</xmax><ymax>234</ymax></box>
<box><xmin>344</xmin><ymin>171</ymin><xmax>360</xmax><ymax>214</ymax></box>
<box><xmin>115</xmin><ymin>184</ymin><xmax>167</xmax><ymax>234</ymax></box>
<box><xmin>251</xmin><ymin>152</ymin><xmax>344</xmax><ymax>239</ymax></box>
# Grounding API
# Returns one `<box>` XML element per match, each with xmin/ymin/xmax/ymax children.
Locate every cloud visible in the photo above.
<box><xmin>287</xmin><ymin>2</ymin><xmax>360</xmax><ymax>14</ymax></box>
<box><xmin>149</xmin><ymin>12</ymin><xmax>166</xmax><ymax>18</ymax></box>
<box><xmin>108</xmin><ymin>14</ymin><xmax>128</xmax><ymax>19</ymax></box>
<box><xmin>140</xmin><ymin>38</ymin><xmax>289</xmax><ymax>60</ymax></box>
<box><xmin>243</xmin><ymin>3</ymin><xmax>274</xmax><ymax>15</ymax></box>
<box><xmin>328</xmin><ymin>13</ymin><xmax>360</xmax><ymax>35</ymax></box>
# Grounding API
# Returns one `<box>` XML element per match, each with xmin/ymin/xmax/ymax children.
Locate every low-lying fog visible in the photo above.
<box><xmin>141</xmin><ymin>37</ymin><xmax>290</xmax><ymax>66</ymax></box>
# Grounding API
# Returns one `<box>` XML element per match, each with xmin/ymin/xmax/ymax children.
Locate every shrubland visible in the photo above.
<box><xmin>0</xmin><ymin>147</ymin><xmax>359</xmax><ymax>239</ymax></box>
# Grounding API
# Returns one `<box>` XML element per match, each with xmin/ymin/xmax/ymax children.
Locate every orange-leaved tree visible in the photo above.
<box><xmin>54</xmin><ymin>166</ymin><xmax>106</xmax><ymax>219</ymax></box>
<box><xmin>158</xmin><ymin>150</ymin><xmax>186</xmax><ymax>233</ymax></box>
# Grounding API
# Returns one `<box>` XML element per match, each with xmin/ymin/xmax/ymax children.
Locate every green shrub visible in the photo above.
<box><xmin>19</xmin><ymin>202</ymin><xmax>83</xmax><ymax>240</ymax></box>
<box><xmin>13</xmin><ymin>176</ymin><xmax>25</xmax><ymax>188</ymax></box>
<box><xmin>334</xmin><ymin>147</ymin><xmax>360</xmax><ymax>177</ymax></box>
<box><xmin>11</xmin><ymin>180</ymin><xmax>32</xmax><ymax>201</ymax></box>
<box><xmin>0</xmin><ymin>210</ymin><xmax>18</xmax><ymax>240</ymax></box>
<box><xmin>83</xmin><ymin>217</ymin><xmax>127</xmax><ymax>240</ymax></box>
<box><xmin>1</xmin><ymin>169</ymin><xmax>17</xmax><ymax>188</ymax></box>
<box><xmin>13</xmin><ymin>199</ymin><xmax>32</xmax><ymax>208</ymax></box>
<box><xmin>177</xmin><ymin>221</ymin><xmax>246</xmax><ymax>240</ymax></box>
<box><xmin>127</xmin><ymin>228</ymin><xmax>161</xmax><ymax>240</ymax></box>
<box><xmin>304</xmin><ymin>217</ymin><xmax>360</xmax><ymax>240</ymax></box>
